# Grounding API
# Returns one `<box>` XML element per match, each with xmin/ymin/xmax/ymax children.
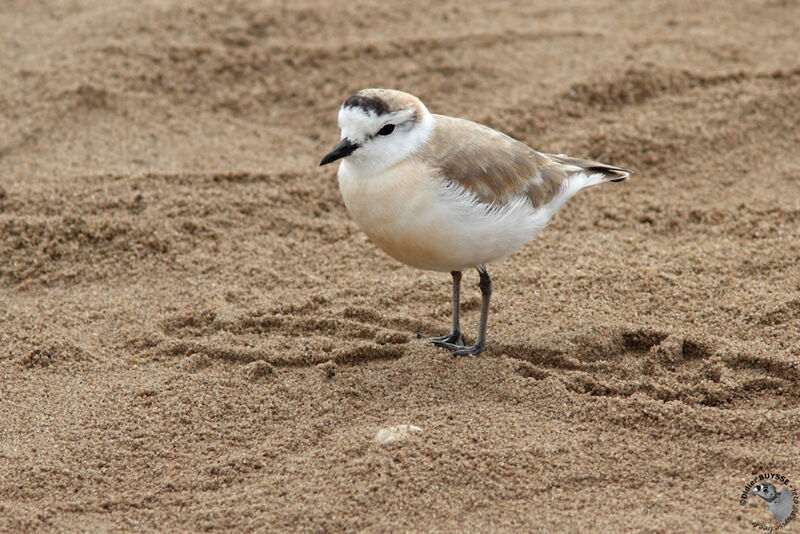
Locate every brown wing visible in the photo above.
<box><xmin>416</xmin><ymin>115</ymin><xmax>572</xmax><ymax>208</ymax></box>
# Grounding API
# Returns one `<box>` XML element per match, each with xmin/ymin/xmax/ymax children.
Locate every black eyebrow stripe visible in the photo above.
<box><xmin>342</xmin><ymin>94</ymin><xmax>390</xmax><ymax>116</ymax></box>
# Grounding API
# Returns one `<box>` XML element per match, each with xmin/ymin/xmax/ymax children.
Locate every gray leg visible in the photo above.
<box><xmin>416</xmin><ymin>271</ymin><xmax>464</xmax><ymax>345</ymax></box>
<box><xmin>431</xmin><ymin>271</ymin><xmax>464</xmax><ymax>345</ymax></box>
<box><xmin>433</xmin><ymin>266</ymin><xmax>491</xmax><ymax>356</ymax></box>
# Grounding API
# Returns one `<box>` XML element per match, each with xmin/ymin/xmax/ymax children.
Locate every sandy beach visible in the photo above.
<box><xmin>1</xmin><ymin>1</ymin><xmax>799</xmax><ymax>531</ymax></box>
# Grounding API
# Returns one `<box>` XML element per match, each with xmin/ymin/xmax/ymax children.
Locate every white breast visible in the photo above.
<box><xmin>337</xmin><ymin>158</ymin><xmax>585</xmax><ymax>272</ymax></box>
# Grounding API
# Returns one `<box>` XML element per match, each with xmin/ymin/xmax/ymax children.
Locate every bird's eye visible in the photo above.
<box><xmin>377</xmin><ymin>124</ymin><xmax>395</xmax><ymax>136</ymax></box>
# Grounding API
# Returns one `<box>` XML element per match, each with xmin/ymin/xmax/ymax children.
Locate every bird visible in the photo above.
<box><xmin>320</xmin><ymin>88</ymin><xmax>631</xmax><ymax>356</ymax></box>
<box><xmin>750</xmin><ymin>483</ymin><xmax>793</xmax><ymax>522</ymax></box>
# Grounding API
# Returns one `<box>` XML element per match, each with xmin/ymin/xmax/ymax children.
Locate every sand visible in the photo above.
<box><xmin>1</xmin><ymin>0</ymin><xmax>799</xmax><ymax>532</ymax></box>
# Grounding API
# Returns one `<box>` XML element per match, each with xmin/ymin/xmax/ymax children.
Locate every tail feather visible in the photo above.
<box><xmin>549</xmin><ymin>154</ymin><xmax>633</xmax><ymax>182</ymax></box>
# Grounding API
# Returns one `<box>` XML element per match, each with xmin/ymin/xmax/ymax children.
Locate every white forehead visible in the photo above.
<box><xmin>337</xmin><ymin>106</ymin><xmax>417</xmax><ymax>140</ymax></box>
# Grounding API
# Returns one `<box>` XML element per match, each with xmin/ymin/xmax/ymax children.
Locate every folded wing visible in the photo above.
<box><xmin>419</xmin><ymin>114</ymin><xmax>631</xmax><ymax>209</ymax></box>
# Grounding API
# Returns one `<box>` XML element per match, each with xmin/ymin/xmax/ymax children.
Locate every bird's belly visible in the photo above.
<box><xmin>338</xmin><ymin>161</ymin><xmax>542</xmax><ymax>272</ymax></box>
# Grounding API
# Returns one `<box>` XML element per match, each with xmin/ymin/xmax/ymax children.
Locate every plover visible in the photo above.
<box><xmin>320</xmin><ymin>89</ymin><xmax>631</xmax><ymax>355</ymax></box>
<box><xmin>750</xmin><ymin>483</ymin><xmax>793</xmax><ymax>522</ymax></box>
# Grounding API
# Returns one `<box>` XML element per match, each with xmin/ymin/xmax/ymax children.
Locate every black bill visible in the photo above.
<box><xmin>319</xmin><ymin>138</ymin><xmax>359</xmax><ymax>166</ymax></box>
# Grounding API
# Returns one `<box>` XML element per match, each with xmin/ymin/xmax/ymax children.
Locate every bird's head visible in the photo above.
<box><xmin>320</xmin><ymin>88</ymin><xmax>434</xmax><ymax>174</ymax></box>
<box><xmin>750</xmin><ymin>483</ymin><xmax>778</xmax><ymax>502</ymax></box>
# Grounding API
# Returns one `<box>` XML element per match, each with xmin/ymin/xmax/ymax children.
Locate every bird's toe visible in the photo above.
<box><xmin>418</xmin><ymin>330</ymin><xmax>464</xmax><ymax>346</ymax></box>
<box><xmin>431</xmin><ymin>330</ymin><xmax>464</xmax><ymax>346</ymax></box>
<box><xmin>452</xmin><ymin>344</ymin><xmax>485</xmax><ymax>356</ymax></box>
<box><xmin>432</xmin><ymin>339</ymin><xmax>485</xmax><ymax>356</ymax></box>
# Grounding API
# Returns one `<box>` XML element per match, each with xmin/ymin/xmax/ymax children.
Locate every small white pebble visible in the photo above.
<box><xmin>374</xmin><ymin>425</ymin><xmax>423</xmax><ymax>445</ymax></box>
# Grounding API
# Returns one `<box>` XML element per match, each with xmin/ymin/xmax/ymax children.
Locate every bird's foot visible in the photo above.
<box><xmin>432</xmin><ymin>330</ymin><xmax>464</xmax><ymax>346</ymax></box>
<box><xmin>431</xmin><ymin>339</ymin><xmax>485</xmax><ymax>357</ymax></box>
<box><xmin>416</xmin><ymin>329</ymin><xmax>464</xmax><ymax>346</ymax></box>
